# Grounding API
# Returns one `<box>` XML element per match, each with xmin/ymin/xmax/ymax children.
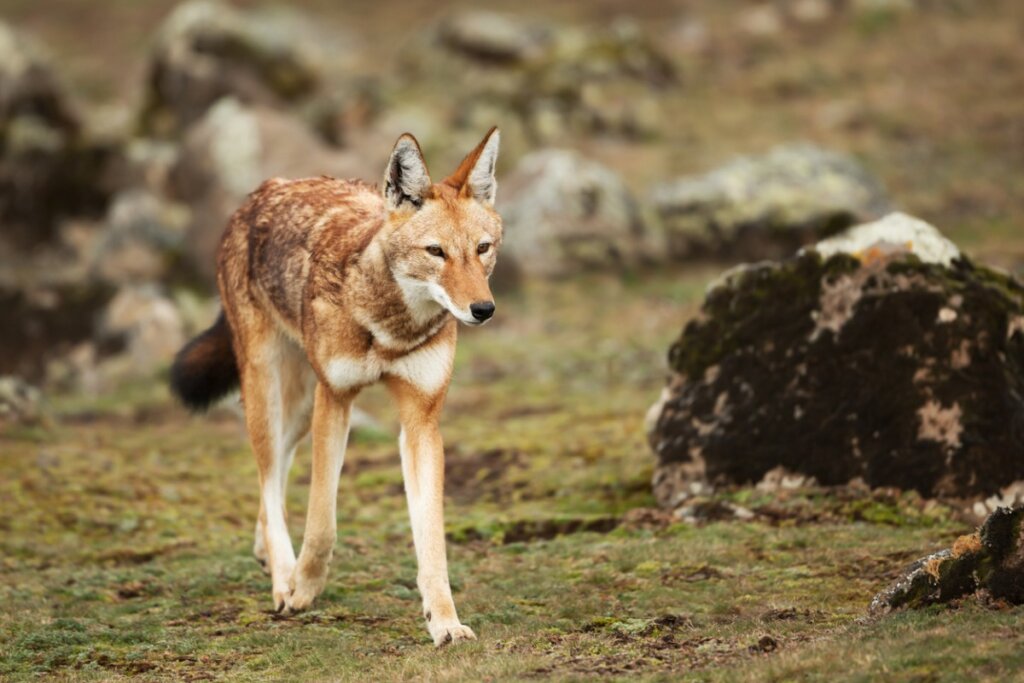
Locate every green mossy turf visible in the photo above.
<box><xmin>2</xmin><ymin>271</ymin><xmax>1021</xmax><ymax>681</ymax></box>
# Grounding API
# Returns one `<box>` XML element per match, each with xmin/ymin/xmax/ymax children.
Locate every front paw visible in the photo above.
<box><xmin>429</xmin><ymin>621</ymin><xmax>476</xmax><ymax>647</ymax></box>
<box><xmin>283</xmin><ymin>567</ymin><xmax>328</xmax><ymax>613</ymax></box>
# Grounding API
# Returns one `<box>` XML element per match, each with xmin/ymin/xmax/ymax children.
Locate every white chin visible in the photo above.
<box><xmin>451</xmin><ymin>312</ymin><xmax>482</xmax><ymax>325</ymax></box>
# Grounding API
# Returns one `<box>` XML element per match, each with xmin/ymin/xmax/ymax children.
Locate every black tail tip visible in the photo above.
<box><xmin>169</xmin><ymin>313</ymin><xmax>240</xmax><ymax>412</ymax></box>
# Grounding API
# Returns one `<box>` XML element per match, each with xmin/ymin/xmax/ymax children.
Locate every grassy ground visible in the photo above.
<box><xmin>3</xmin><ymin>1</ymin><xmax>1024</xmax><ymax>680</ymax></box>
<box><xmin>3</xmin><ymin>270</ymin><xmax>1023</xmax><ymax>682</ymax></box>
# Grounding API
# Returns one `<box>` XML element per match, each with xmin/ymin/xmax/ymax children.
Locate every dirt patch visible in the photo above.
<box><xmin>445</xmin><ymin>446</ymin><xmax>527</xmax><ymax>504</ymax></box>
<box><xmin>93</xmin><ymin>539</ymin><xmax>195</xmax><ymax>565</ymax></box>
<box><xmin>526</xmin><ymin>617</ymin><xmax>768</xmax><ymax>678</ymax></box>
<box><xmin>450</xmin><ymin>515</ymin><xmax>621</xmax><ymax>544</ymax></box>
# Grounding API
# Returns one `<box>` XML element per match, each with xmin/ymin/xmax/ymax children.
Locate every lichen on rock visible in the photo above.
<box><xmin>870</xmin><ymin>505</ymin><xmax>1024</xmax><ymax>613</ymax></box>
<box><xmin>648</xmin><ymin>214</ymin><xmax>1024</xmax><ymax>504</ymax></box>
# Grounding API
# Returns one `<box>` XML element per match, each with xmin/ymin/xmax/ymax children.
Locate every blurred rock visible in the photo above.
<box><xmin>648</xmin><ymin>214</ymin><xmax>1024</xmax><ymax>505</ymax></box>
<box><xmin>523</xmin><ymin>20</ymin><xmax>676</xmax><ymax>141</ymax></box>
<box><xmin>736</xmin><ymin>4</ymin><xmax>785</xmax><ymax>39</ymax></box>
<box><xmin>666</xmin><ymin>19</ymin><xmax>712</xmax><ymax>57</ymax></box>
<box><xmin>120</xmin><ymin>139</ymin><xmax>181</xmax><ymax>195</ymax></box>
<box><xmin>439</xmin><ymin>10</ymin><xmax>554</xmax><ymax>64</ymax></box>
<box><xmin>303</xmin><ymin>78</ymin><xmax>383</xmax><ymax>148</ymax></box>
<box><xmin>88</xmin><ymin>189</ymin><xmax>191</xmax><ymax>285</ymax></box>
<box><xmin>171</xmin><ymin>97</ymin><xmax>359</xmax><ymax>286</ymax></box>
<box><xmin>0</xmin><ymin>260</ymin><xmax>114</xmax><ymax>381</ymax></box>
<box><xmin>99</xmin><ymin>285</ymin><xmax>186</xmax><ymax>374</ymax></box>
<box><xmin>497</xmin><ymin>149</ymin><xmax>652</xmax><ymax>280</ymax></box>
<box><xmin>405</xmin><ymin>14</ymin><xmax>676</xmax><ymax>141</ymax></box>
<box><xmin>0</xmin><ymin>375</ymin><xmax>43</xmax><ymax>426</ymax></box>
<box><xmin>870</xmin><ymin>505</ymin><xmax>1024</xmax><ymax>613</ymax></box>
<box><xmin>0</xmin><ymin>21</ymin><xmax>115</xmax><ymax>247</ymax></box>
<box><xmin>45</xmin><ymin>341</ymin><xmax>99</xmax><ymax>394</ymax></box>
<box><xmin>651</xmin><ymin>144</ymin><xmax>890</xmax><ymax>261</ymax></box>
<box><xmin>139</xmin><ymin>0</ymin><xmax>324</xmax><ymax>137</ymax></box>
<box><xmin>789</xmin><ymin>0</ymin><xmax>834</xmax><ymax>25</ymax></box>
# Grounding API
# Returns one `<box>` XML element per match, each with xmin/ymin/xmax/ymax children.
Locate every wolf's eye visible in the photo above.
<box><xmin>477</xmin><ymin>242</ymin><xmax>492</xmax><ymax>255</ymax></box>
<box><xmin>426</xmin><ymin>245</ymin><xmax>445</xmax><ymax>259</ymax></box>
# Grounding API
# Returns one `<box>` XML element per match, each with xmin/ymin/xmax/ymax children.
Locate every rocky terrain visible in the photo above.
<box><xmin>2</xmin><ymin>0</ymin><xmax>1024</xmax><ymax>680</ymax></box>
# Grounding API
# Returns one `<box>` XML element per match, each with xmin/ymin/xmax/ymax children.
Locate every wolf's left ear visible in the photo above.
<box><xmin>467</xmin><ymin>127</ymin><xmax>500</xmax><ymax>205</ymax></box>
<box><xmin>383</xmin><ymin>133</ymin><xmax>432</xmax><ymax>211</ymax></box>
<box><xmin>445</xmin><ymin>127</ymin><xmax>500</xmax><ymax>206</ymax></box>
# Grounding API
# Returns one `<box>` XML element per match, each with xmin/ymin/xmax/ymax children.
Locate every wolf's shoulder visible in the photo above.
<box><xmin>247</xmin><ymin>176</ymin><xmax>379</xmax><ymax>207</ymax></box>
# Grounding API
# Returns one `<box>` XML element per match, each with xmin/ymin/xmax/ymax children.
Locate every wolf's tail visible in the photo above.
<box><xmin>170</xmin><ymin>311</ymin><xmax>240</xmax><ymax>412</ymax></box>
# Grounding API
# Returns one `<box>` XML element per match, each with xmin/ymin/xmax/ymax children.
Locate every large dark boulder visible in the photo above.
<box><xmin>647</xmin><ymin>213</ymin><xmax>1024</xmax><ymax>506</ymax></box>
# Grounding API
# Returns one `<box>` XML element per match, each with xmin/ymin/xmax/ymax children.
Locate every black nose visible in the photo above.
<box><xmin>470</xmin><ymin>301</ymin><xmax>495</xmax><ymax>322</ymax></box>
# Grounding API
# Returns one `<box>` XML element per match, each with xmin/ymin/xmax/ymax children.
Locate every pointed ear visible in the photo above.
<box><xmin>444</xmin><ymin>127</ymin><xmax>500</xmax><ymax>206</ymax></box>
<box><xmin>468</xmin><ymin>127</ymin><xmax>500</xmax><ymax>205</ymax></box>
<box><xmin>383</xmin><ymin>133</ymin><xmax>432</xmax><ymax>210</ymax></box>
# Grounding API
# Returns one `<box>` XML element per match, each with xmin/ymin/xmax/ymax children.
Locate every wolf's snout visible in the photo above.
<box><xmin>470</xmin><ymin>301</ymin><xmax>495</xmax><ymax>322</ymax></box>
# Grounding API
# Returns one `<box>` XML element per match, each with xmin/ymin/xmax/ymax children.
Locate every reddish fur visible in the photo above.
<box><xmin>170</xmin><ymin>129</ymin><xmax>501</xmax><ymax>646</ymax></box>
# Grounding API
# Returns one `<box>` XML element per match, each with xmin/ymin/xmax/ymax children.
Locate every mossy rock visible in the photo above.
<box><xmin>870</xmin><ymin>505</ymin><xmax>1024</xmax><ymax>613</ymax></box>
<box><xmin>648</xmin><ymin>214</ymin><xmax>1024</xmax><ymax>503</ymax></box>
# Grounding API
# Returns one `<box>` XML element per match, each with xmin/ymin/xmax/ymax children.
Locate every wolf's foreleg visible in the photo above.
<box><xmin>391</xmin><ymin>379</ymin><xmax>475</xmax><ymax>646</ymax></box>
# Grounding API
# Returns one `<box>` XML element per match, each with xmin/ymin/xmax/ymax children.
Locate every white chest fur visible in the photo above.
<box><xmin>324</xmin><ymin>339</ymin><xmax>454</xmax><ymax>395</ymax></box>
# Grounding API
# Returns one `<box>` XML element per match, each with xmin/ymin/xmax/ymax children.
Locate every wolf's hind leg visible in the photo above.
<box><xmin>286</xmin><ymin>382</ymin><xmax>352</xmax><ymax>612</ymax></box>
<box><xmin>252</xmin><ymin>345</ymin><xmax>314</xmax><ymax>575</ymax></box>
<box><xmin>251</xmin><ymin>343</ymin><xmax>314</xmax><ymax>577</ymax></box>
<box><xmin>242</xmin><ymin>336</ymin><xmax>312</xmax><ymax>611</ymax></box>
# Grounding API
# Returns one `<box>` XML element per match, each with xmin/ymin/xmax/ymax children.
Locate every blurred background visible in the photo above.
<box><xmin>2</xmin><ymin>2</ymin><xmax>1024</xmax><ymax>678</ymax></box>
<box><xmin>1</xmin><ymin>0</ymin><xmax>1022</xmax><ymax>399</ymax></box>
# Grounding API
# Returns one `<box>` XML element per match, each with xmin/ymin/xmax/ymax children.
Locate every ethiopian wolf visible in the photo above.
<box><xmin>169</xmin><ymin>128</ymin><xmax>502</xmax><ymax>646</ymax></box>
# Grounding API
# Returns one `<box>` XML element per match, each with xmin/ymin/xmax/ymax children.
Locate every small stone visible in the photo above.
<box><xmin>0</xmin><ymin>376</ymin><xmax>44</xmax><ymax>427</ymax></box>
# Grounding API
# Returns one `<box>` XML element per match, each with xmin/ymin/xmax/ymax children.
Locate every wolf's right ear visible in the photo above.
<box><xmin>383</xmin><ymin>134</ymin><xmax>432</xmax><ymax>211</ymax></box>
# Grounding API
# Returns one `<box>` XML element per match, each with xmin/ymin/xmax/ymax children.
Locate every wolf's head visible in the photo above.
<box><xmin>380</xmin><ymin>128</ymin><xmax>502</xmax><ymax>326</ymax></box>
